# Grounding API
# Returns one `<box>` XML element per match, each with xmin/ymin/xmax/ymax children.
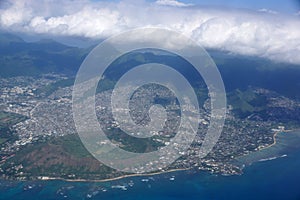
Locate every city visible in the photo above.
<box><xmin>0</xmin><ymin>73</ymin><xmax>298</xmax><ymax>180</ymax></box>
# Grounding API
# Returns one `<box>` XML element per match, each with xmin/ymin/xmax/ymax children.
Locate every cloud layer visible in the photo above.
<box><xmin>1</xmin><ymin>0</ymin><xmax>300</xmax><ymax>64</ymax></box>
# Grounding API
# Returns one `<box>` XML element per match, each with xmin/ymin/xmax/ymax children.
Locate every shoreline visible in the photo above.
<box><xmin>229</xmin><ymin>129</ymin><xmax>299</xmax><ymax>170</ymax></box>
<box><xmin>258</xmin><ymin>129</ymin><xmax>294</xmax><ymax>151</ymax></box>
<box><xmin>35</xmin><ymin>167</ymin><xmax>190</xmax><ymax>183</ymax></box>
<box><xmin>30</xmin><ymin>129</ymin><xmax>287</xmax><ymax>183</ymax></box>
<box><xmin>3</xmin><ymin>129</ymin><xmax>299</xmax><ymax>184</ymax></box>
<box><xmin>257</xmin><ymin>131</ymin><xmax>280</xmax><ymax>151</ymax></box>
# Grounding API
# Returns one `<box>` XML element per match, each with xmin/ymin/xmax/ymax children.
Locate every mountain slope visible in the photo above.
<box><xmin>0</xmin><ymin>33</ymin><xmax>87</xmax><ymax>77</ymax></box>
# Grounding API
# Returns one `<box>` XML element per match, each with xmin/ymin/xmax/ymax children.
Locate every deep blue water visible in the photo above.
<box><xmin>1</xmin><ymin>131</ymin><xmax>300</xmax><ymax>200</ymax></box>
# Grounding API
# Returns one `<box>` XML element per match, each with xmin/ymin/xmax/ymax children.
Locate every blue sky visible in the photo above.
<box><xmin>93</xmin><ymin>0</ymin><xmax>300</xmax><ymax>14</ymax></box>
<box><xmin>201</xmin><ymin>0</ymin><xmax>298</xmax><ymax>13</ymax></box>
<box><xmin>209</xmin><ymin>0</ymin><xmax>299</xmax><ymax>13</ymax></box>
<box><xmin>151</xmin><ymin>0</ymin><xmax>300</xmax><ymax>14</ymax></box>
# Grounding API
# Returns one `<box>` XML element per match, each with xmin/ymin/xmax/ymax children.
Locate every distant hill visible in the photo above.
<box><xmin>0</xmin><ymin>32</ymin><xmax>88</xmax><ymax>77</ymax></box>
<box><xmin>211</xmin><ymin>52</ymin><xmax>300</xmax><ymax>100</ymax></box>
<box><xmin>0</xmin><ymin>33</ymin><xmax>24</xmax><ymax>45</ymax></box>
<box><xmin>1</xmin><ymin>32</ymin><xmax>300</xmax><ymax>100</ymax></box>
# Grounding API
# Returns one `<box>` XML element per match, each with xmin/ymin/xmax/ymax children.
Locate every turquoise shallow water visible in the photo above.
<box><xmin>1</xmin><ymin>131</ymin><xmax>300</xmax><ymax>200</ymax></box>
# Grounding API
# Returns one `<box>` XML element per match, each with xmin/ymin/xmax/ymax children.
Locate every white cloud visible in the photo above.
<box><xmin>0</xmin><ymin>1</ymin><xmax>32</xmax><ymax>26</ymax></box>
<box><xmin>258</xmin><ymin>8</ymin><xmax>278</xmax><ymax>15</ymax></box>
<box><xmin>1</xmin><ymin>0</ymin><xmax>300</xmax><ymax>65</ymax></box>
<box><xmin>155</xmin><ymin>0</ymin><xmax>192</xmax><ymax>7</ymax></box>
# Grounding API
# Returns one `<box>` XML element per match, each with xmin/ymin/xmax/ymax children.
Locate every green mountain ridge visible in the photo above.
<box><xmin>1</xmin><ymin>32</ymin><xmax>300</xmax><ymax>100</ymax></box>
<box><xmin>0</xmin><ymin>32</ymin><xmax>87</xmax><ymax>77</ymax></box>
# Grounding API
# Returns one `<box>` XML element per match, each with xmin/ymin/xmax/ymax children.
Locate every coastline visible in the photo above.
<box><xmin>37</xmin><ymin>167</ymin><xmax>190</xmax><ymax>183</ymax></box>
<box><xmin>257</xmin><ymin>131</ymin><xmax>280</xmax><ymax>151</ymax></box>
<box><xmin>258</xmin><ymin>129</ymin><xmax>294</xmax><ymax>151</ymax></box>
<box><xmin>35</xmin><ymin>128</ymin><xmax>288</xmax><ymax>183</ymax></box>
<box><xmin>235</xmin><ymin>128</ymin><xmax>300</xmax><ymax>167</ymax></box>
<box><xmin>4</xmin><ymin>129</ymin><xmax>299</xmax><ymax>183</ymax></box>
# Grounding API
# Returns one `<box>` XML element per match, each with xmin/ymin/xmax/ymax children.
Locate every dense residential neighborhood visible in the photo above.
<box><xmin>0</xmin><ymin>73</ymin><xmax>298</xmax><ymax>180</ymax></box>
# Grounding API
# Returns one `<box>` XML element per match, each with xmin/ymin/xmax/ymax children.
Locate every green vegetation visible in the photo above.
<box><xmin>3</xmin><ymin>134</ymin><xmax>127</xmax><ymax>180</ymax></box>
<box><xmin>35</xmin><ymin>78</ymin><xmax>75</xmax><ymax>96</ymax></box>
<box><xmin>0</xmin><ymin>111</ymin><xmax>27</xmax><ymax>127</ymax></box>
<box><xmin>0</xmin><ymin>138</ymin><xmax>8</xmax><ymax>145</ymax></box>
<box><xmin>0</xmin><ymin>33</ymin><xmax>86</xmax><ymax>78</ymax></box>
<box><xmin>227</xmin><ymin>88</ymin><xmax>267</xmax><ymax>118</ymax></box>
<box><xmin>105</xmin><ymin>127</ymin><xmax>165</xmax><ymax>153</ymax></box>
<box><xmin>0</xmin><ymin>33</ymin><xmax>23</xmax><ymax>45</ymax></box>
<box><xmin>0</xmin><ymin>111</ymin><xmax>27</xmax><ymax>146</ymax></box>
<box><xmin>51</xmin><ymin>134</ymin><xmax>92</xmax><ymax>158</ymax></box>
<box><xmin>96</xmin><ymin>79</ymin><xmax>116</xmax><ymax>93</ymax></box>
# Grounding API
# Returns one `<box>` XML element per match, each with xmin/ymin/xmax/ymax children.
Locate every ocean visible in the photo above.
<box><xmin>1</xmin><ymin>131</ymin><xmax>300</xmax><ymax>200</ymax></box>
